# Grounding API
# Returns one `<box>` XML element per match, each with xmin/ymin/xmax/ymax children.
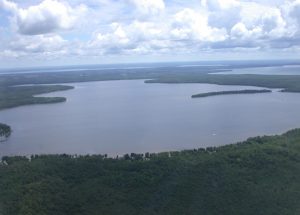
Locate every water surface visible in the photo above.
<box><xmin>210</xmin><ymin>65</ymin><xmax>300</xmax><ymax>75</ymax></box>
<box><xmin>1</xmin><ymin>80</ymin><xmax>300</xmax><ymax>156</ymax></box>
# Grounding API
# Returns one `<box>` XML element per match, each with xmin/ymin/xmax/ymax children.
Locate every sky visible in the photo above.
<box><xmin>0</xmin><ymin>0</ymin><xmax>300</xmax><ymax>68</ymax></box>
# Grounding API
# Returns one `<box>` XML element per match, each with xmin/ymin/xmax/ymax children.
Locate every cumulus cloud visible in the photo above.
<box><xmin>289</xmin><ymin>0</ymin><xmax>300</xmax><ymax>27</ymax></box>
<box><xmin>88</xmin><ymin>23</ymin><xmax>132</xmax><ymax>55</ymax></box>
<box><xmin>87</xmin><ymin>21</ymin><xmax>168</xmax><ymax>55</ymax></box>
<box><xmin>1</xmin><ymin>0</ymin><xmax>300</xmax><ymax>64</ymax></box>
<box><xmin>9</xmin><ymin>34</ymin><xmax>67</xmax><ymax>53</ymax></box>
<box><xmin>202</xmin><ymin>0</ymin><xmax>239</xmax><ymax>10</ymax></box>
<box><xmin>0</xmin><ymin>34</ymin><xmax>68</xmax><ymax>60</ymax></box>
<box><xmin>202</xmin><ymin>0</ymin><xmax>241</xmax><ymax>30</ymax></box>
<box><xmin>86</xmin><ymin>6</ymin><xmax>229</xmax><ymax>55</ymax></box>
<box><xmin>0</xmin><ymin>0</ymin><xmax>17</xmax><ymax>12</ymax></box>
<box><xmin>1</xmin><ymin>0</ymin><xmax>86</xmax><ymax>35</ymax></box>
<box><xmin>171</xmin><ymin>8</ymin><xmax>227</xmax><ymax>42</ymax></box>
<box><xmin>129</xmin><ymin>0</ymin><xmax>165</xmax><ymax>15</ymax></box>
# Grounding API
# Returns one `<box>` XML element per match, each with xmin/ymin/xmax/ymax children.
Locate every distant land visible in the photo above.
<box><xmin>0</xmin><ymin>85</ymin><xmax>73</xmax><ymax>110</ymax></box>
<box><xmin>1</xmin><ymin>62</ymin><xmax>300</xmax><ymax>112</ymax></box>
<box><xmin>191</xmin><ymin>89</ymin><xmax>272</xmax><ymax>98</ymax></box>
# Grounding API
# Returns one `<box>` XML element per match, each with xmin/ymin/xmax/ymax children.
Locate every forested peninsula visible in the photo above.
<box><xmin>0</xmin><ymin>85</ymin><xmax>73</xmax><ymax>110</ymax></box>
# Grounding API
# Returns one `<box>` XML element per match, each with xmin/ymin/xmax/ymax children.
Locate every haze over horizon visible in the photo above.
<box><xmin>1</xmin><ymin>0</ymin><xmax>300</xmax><ymax>68</ymax></box>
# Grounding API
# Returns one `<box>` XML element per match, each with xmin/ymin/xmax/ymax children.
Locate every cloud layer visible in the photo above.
<box><xmin>0</xmin><ymin>0</ymin><xmax>300</xmax><ymax>66</ymax></box>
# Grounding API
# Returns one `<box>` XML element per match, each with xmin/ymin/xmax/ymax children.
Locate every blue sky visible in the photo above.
<box><xmin>0</xmin><ymin>0</ymin><xmax>300</xmax><ymax>68</ymax></box>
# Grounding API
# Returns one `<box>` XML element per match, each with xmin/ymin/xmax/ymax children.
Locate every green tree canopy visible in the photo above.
<box><xmin>0</xmin><ymin>123</ymin><xmax>11</xmax><ymax>141</ymax></box>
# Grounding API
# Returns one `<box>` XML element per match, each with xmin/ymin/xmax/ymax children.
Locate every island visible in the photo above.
<box><xmin>191</xmin><ymin>89</ymin><xmax>272</xmax><ymax>98</ymax></box>
<box><xmin>0</xmin><ymin>123</ymin><xmax>11</xmax><ymax>141</ymax></box>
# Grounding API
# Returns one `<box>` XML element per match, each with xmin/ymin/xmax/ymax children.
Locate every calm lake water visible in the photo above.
<box><xmin>1</xmin><ymin>80</ymin><xmax>300</xmax><ymax>156</ymax></box>
<box><xmin>211</xmin><ymin>65</ymin><xmax>300</xmax><ymax>75</ymax></box>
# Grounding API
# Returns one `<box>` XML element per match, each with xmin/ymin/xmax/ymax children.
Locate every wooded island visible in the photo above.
<box><xmin>0</xmin><ymin>123</ymin><xmax>11</xmax><ymax>141</ymax></box>
<box><xmin>191</xmin><ymin>89</ymin><xmax>272</xmax><ymax>98</ymax></box>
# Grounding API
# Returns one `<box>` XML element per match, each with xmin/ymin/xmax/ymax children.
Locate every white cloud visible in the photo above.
<box><xmin>85</xmin><ymin>7</ymin><xmax>229</xmax><ymax>56</ymax></box>
<box><xmin>1</xmin><ymin>0</ymin><xmax>87</xmax><ymax>35</ymax></box>
<box><xmin>129</xmin><ymin>21</ymin><xmax>164</xmax><ymax>41</ymax></box>
<box><xmin>230</xmin><ymin>22</ymin><xmax>250</xmax><ymax>39</ymax></box>
<box><xmin>1</xmin><ymin>0</ymin><xmax>300</xmax><ymax>65</ymax></box>
<box><xmin>0</xmin><ymin>34</ymin><xmax>68</xmax><ymax>60</ymax></box>
<box><xmin>87</xmin><ymin>23</ymin><xmax>133</xmax><ymax>55</ymax></box>
<box><xmin>201</xmin><ymin>0</ymin><xmax>240</xmax><ymax>11</ymax></box>
<box><xmin>288</xmin><ymin>0</ymin><xmax>300</xmax><ymax>27</ymax></box>
<box><xmin>171</xmin><ymin>8</ymin><xmax>227</xmax><ymax>42</ymax></box>
<box><xmin>9</xmin><ymin>34</ymin><xmax>67</xmax><ymax>53</ymax></box>
<box><xmin>0</xmin><ymin>0</ymin><xmax>17</xmax><ymax>12</ymax></box>
<box><xmin>130</xmin><ymin>0</ymin><xmax>165</xmax><ymax>15</ymax></box>
<box><xmin>202</xmin><ymin>0</ymin><xmax>241</xmax><ymax>30</ymax></box>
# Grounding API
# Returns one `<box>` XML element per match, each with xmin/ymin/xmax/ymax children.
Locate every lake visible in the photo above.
<box><xmin>210</xmin><ymin>65</ymin><xmax>300</xmax><ymax>75</ymax></box>
<box><xmin>1</xmin><ymin>80</ymin><xmax>300</xmax><ymax>156</ymax></box>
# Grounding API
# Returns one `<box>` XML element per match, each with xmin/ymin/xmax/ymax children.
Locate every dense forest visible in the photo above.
<box><xmin>1</xmin><ymin>129</ymin><xmax>300</xmax><ymax>214</ymax></box>
<box><xmin>0</xmin><ymin>85</ymin><xmax>73</xmax><ymax>110</ymax></box>
<box><xmin>191</xmin><ymin>89</ymin><xmax>272</xmax><ymax>98</ymax></box>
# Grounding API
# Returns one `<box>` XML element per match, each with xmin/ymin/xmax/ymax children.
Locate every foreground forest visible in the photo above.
<box><xmin>1</xmin><ymin>129</ymin><xmax>300</xmax><ymax>215</ymax></box>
